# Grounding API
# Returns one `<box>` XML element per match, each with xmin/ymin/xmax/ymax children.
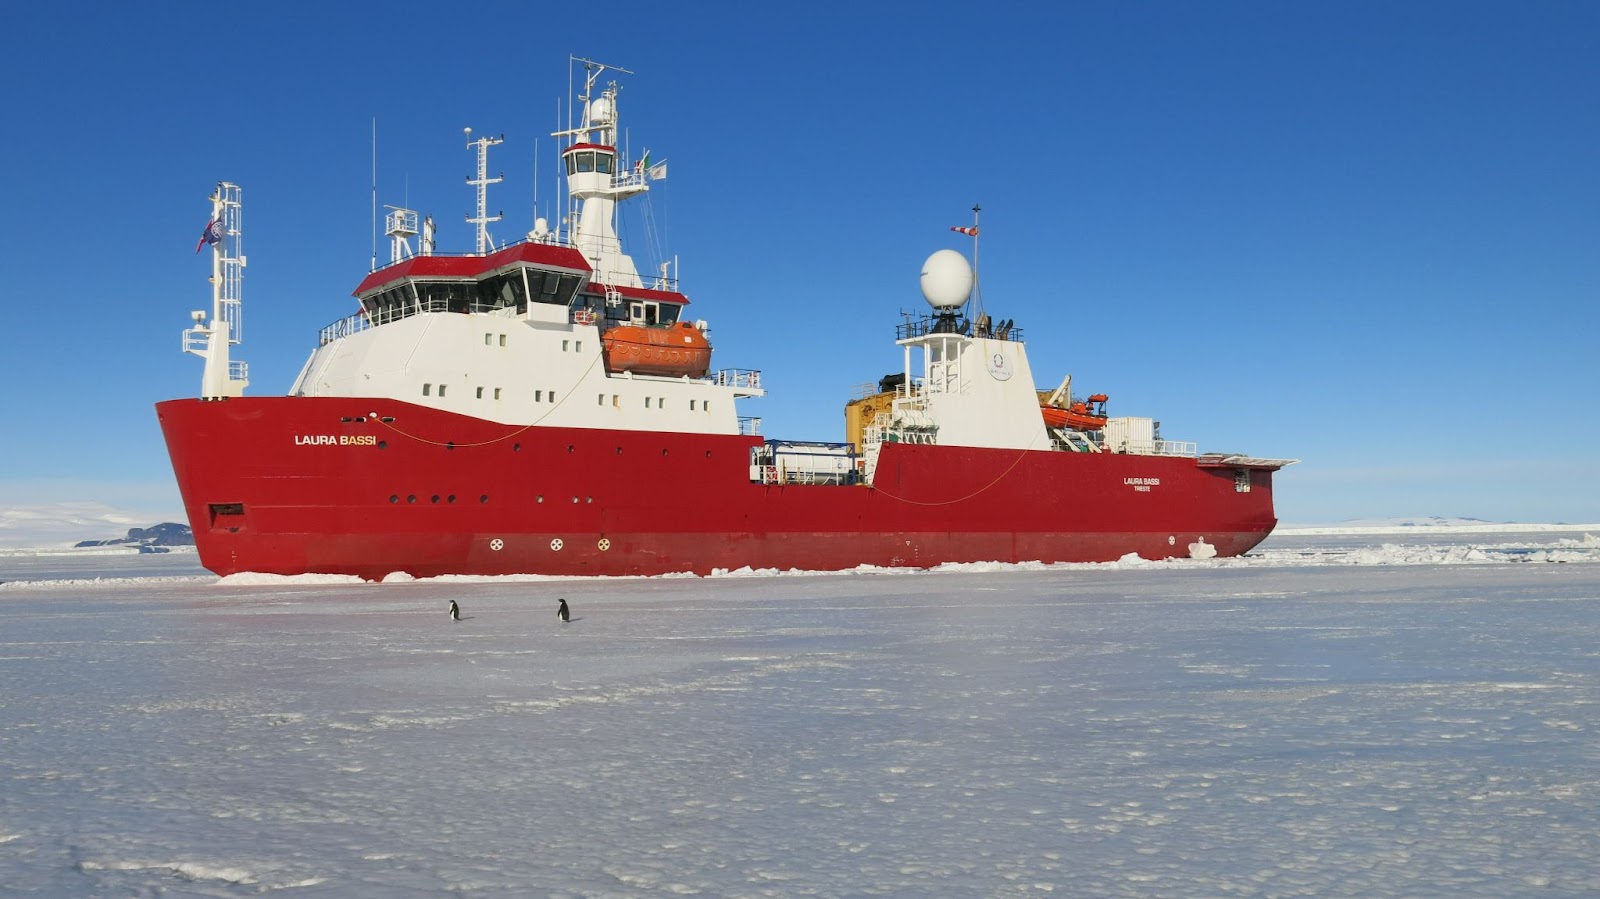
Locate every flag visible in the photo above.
<box><xmin>195</xmin><ymin>217</ymin><xmax>223</xmax><ymax>253</ymax></box>
<box><xmin>950</xmin><ymin>226</ymin><xmax>979</xmax><ymax>237</ymax></box>
<box><xmin>648</xmin><ymin>160</ymin><xmax>667</xmax><ymax>180</ymax></box>
<box><xmin>635</xmin><ymin>150</ymin><xmax>651</xmax><ymax>175</ymax></box>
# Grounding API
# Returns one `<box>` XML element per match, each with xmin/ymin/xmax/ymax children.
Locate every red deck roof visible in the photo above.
<box><xmin>597</xmin><ymin>283</ymin><xmax>692</xmax><ymax>306</ymax></box>
<box><xmin>353</xmin><ymin>242</ymin><xmax>592</xmax><ymax>297</ymax></box>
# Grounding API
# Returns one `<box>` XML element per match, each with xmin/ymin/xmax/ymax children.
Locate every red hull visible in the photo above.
<box><xmin>157</xmin><ymin>397</ymin><xmax>1281</xmax><ymax>579</ymax></box>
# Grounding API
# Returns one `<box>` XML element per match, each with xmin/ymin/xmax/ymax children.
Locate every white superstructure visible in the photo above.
<box><xmin>285</xmin><ymin>58</ymin><xmax>762</xmax><ymax>435</ymax></box>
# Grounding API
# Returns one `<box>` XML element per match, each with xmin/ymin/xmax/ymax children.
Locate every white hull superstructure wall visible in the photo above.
<box><xmin>887</xmin><ymin>332</ymin><xmax>1050</xmax><ymax>452</ymax></box>
<box><xmin>288</xmin><ymin>310</ymin><xmax>752</xmax><ymax>434</ymax></box>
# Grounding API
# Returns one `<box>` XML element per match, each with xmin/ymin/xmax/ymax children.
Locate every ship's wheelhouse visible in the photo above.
<box><xmin>352</xmin><ymin>243</ymin><xmax>593</xmax><ymax>326</ymax></box>
<box><xmin>564</xmin><ymin>145</ymin><xmax>617</xmax><ymax>176</ymax></box>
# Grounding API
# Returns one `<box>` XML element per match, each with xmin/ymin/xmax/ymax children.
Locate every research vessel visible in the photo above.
<box><xmin>157</xmin><ymin>59</ymin><xmax>1295</xmax><ymax>579</ymax></box>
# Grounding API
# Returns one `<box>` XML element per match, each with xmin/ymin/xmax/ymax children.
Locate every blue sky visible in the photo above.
<box><xmin>1</xmin><ymin>1</ymin><xmax>1595</xmax><ymax>525</ymax></box>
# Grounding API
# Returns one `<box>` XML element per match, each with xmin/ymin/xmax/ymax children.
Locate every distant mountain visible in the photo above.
<box><xmin>0</xmin><ymin>502</ymin><xmax>185</xmax><ymax>551</ymax></box>
<box><xmin>74</xmin><ymin>522</ymin><xmax>194</xmax><ymax>550</ymax></box>
<box><xmin>1335</xmin><ymin>516</ymin><xmax>1496</xmax><ymax>528</ymax></box>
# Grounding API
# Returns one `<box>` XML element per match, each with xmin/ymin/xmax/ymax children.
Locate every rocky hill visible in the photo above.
<box><xmin>74</xmin><ymin>522</ymin><xmax>195</xmax><ymax>550</ymax></box>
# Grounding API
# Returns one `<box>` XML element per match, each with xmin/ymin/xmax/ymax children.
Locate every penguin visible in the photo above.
<box><xmin>448</xmin><ymin>599</ymin><xmax>461</xmax><ymax>621</ymax></box>
<box><xmin>556</xmin><ymin>598</ymin><xmax>570</xmax><ymax>622</ymax></box>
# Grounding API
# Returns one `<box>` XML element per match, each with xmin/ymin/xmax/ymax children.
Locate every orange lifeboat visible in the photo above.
<box><xmin>601</xmin><ymin>321</ymin><xmax>712</xmax><ymax>377</ymax></box>
<box><xmin>1040</xmin><ymin>393</ymin><xmax>1108</xmax><ymax>431</ymax></box>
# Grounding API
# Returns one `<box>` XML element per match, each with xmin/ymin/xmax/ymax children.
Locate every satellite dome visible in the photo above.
<box><xmin>919</xmin><ymin>249</ymin><xmax>973</xmax><ymax>310</ymax></box>
<box><xmin>588</xmin><ymin>96</ymin><xmax>615</xmax><ymax>126</ymax></box>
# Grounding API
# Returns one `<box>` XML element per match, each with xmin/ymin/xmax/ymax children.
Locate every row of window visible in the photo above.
<box><xmin>420</xmin><ymin>383</ymin><xmax>564</xmax><ymax>403</ymax></box>
<box><xmin>566</xmin><ymin>150</ymin><xmax>615</xmax><ymax>175</ymax></box>
<box><xmin>596</xmin><ymin>394</ymin><xmax>714</xmax><ymax>412</ymax></box>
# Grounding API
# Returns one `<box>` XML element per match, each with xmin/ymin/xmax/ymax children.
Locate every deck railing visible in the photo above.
<box><xmin>708</xmin><ymin>369</ymin><xmax>762</xmax><ymax>390</ymax></box>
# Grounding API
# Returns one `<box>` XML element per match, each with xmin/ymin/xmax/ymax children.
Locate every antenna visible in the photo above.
<box><xmin>370</xmin><ymin>117</ymin><xmax>378</xmax><ymax>272</ymax></box>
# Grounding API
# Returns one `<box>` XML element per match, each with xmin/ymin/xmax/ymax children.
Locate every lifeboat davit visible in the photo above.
<box><xmin>1040</xmin><ymin>393</ymin><xmax>1109</xmax><ymax>431</ymax></box>
<box><xmin>601</xmin><ymin>321</ymin><xmax>712</xmax><ymax>377</ymax></box>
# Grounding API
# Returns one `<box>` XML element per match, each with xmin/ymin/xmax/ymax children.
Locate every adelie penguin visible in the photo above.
<box><xmin>556</xmin><ymin>598</ymin><xmax>570</xmax><ymax>623</ymax></box>
<box><xmin>448</xmin><ymin>600</ymin><xmax>461</xmax><ymax>621</ymax></box>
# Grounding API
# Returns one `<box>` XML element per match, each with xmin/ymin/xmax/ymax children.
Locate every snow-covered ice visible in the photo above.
<box><xmin>3</xmin><ymin>527</ymin><xmax>1600</xmax><ymax>895</ymax></box>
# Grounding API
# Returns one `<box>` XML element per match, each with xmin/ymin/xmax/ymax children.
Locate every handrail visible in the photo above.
<box><xmin>708</xmin><ymin>368</ymin><xmax>762</xmax><ymax>389</ymax></box>
<box><xmin>897</xmin><ymin>314</ymin><xmax>1024</xmax><ymax>344</ymax></box>
<box><xmin>319</xmin><ymin>296</ymin><xmax>525</xmax><ymax>345</ymax></box>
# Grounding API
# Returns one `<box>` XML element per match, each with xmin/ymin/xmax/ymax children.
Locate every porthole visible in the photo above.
<box><xmin>407</xmin><ymin>495</ymin><xmax>417</xmax><ymax>504</ymax></box>
<box><xmin>480</xmin><ymin>495</ymin><xmax>489</xmax><ymax>504</ymax></box>
<box><xmin>513</xmin><ymin>443</ymin><xmax>521</xmax><ymax>452</ymax></box>
<box><xmin>431</xmin><ymin>495</ymin><xmax>440</xmax><ymax>504</ymax></box>
<box><xmin>378</xmin><ymin>440</ymin><xmax>387</xmax><ymax>449</ymax></box>
<box><xmin>537</xmin><ymin>495</ymin><xmax>544</xmax><ymax>503</ymax></box>
<box><xmin>390</xmin><ymin>495</ymin><xmax>399</xmax><ymax>504</ymax></box>
<box><xmin>448</xmin><ymin>495</ymin><xmax>456</xmax><ymax>504</ymax></box>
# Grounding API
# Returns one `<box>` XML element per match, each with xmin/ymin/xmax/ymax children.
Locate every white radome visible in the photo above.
<box><xmin>920</xmin><ymin>249</ymin><xmax>973</xmax><ymax>310</ymax></box>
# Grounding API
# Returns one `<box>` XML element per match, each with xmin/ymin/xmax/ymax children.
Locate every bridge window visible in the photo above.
<box><xmin>529</xmin><ymin>268</ymin><xmax>582</xmax><ymax>307</ymax></box>
<box><xmin>595</xmin><ymin>152</ymin><xmax>614</xmax><ymax>174</ymax></box>
<box><xmin>576</xmin><ymin>152</ymin><xmax>595</xmax><ymax>173</ymax></box>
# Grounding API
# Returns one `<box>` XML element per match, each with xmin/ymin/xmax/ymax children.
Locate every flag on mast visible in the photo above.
<box><xmin>195</xmin><ymin>218</ymin><xmax>223</xmax><ymax>253</ymax></box>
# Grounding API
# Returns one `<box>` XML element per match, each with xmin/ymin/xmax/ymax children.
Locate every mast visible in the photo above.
<box><xmin>464</xmin><ymin>128</ymin><xmax>504</xmax><ymax>255</ymax></box>
<box><xmin>553</xmin><ymin>56</ymin><xmax>651</xmax><ymax>287</ymax></box>
<box><xmin>182</xmin><ymin>182</ymin><xmax>249</xmax><ymax>399</ymax></box>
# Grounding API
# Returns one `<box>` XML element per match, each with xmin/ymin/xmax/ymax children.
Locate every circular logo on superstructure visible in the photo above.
<box><xmin>987</xmin><ymin>350</ymin><xmax>1012</xmax><ymax>381</ymax></box>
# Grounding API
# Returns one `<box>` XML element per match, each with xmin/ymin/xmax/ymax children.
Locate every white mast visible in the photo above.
<box><xmin>182</xmin><ymin>182</ymin><xmax>249</xmax><ymax>399</ymax></box>
<box><xmin>464</xmin><ymin>128</ymin><xmax>504</xmax><ymax>254</ymax></box>
<box><xmin>384</xmin><ymin>205</ymin><xmax>420</xmax><ymax>263</ymax></box>
<box><xmin>553</xmin><ymin>56</ymin><xmax>650</xmax><ymax>286</ymax></box>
